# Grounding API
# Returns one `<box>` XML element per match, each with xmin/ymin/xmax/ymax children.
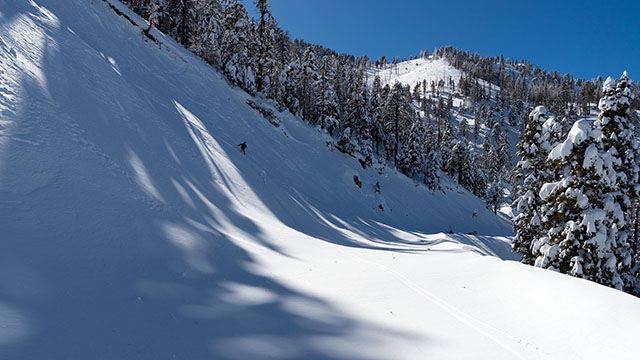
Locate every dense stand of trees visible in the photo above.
<box><xmin>119</xmin><ymin>0</ymin><xmax>640</xmax><ymax>231</ymax></box>
<box><xmin>117</xmin><ymin>0</ymin><xmax>640</xmax><ymax>294</ymax></box>
<box><xmin>123</xmin><ymin>0</ymin><xmax>450</xmax><ymax>190</ymax></box>
<box><xmin>512</xmin><ymin>73</ymin><xmax>640</xmax><ymax>295</ymax></box>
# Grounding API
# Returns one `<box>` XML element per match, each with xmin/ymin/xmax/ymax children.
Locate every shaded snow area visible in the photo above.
<box><xmin>1</xmin><ymin>1</ymin><xmax>639</xmax><ymax>359</ymax></box>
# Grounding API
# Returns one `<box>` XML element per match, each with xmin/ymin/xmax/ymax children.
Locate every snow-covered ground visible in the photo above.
<box><xmin>1</xmin><ymin>1</ymin><xmax>639</xmax><ymax>359</ymax></box>
<box><xmin>369</xmin><ymin>57</ymin><xmax>462</xmax><ymax>90</ymax></box>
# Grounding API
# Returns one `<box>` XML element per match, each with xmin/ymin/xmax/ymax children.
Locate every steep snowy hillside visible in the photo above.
<box><xmin>370</xmin><ymin>56</ymin><xmax>524</xmax><ymax>210</ymax></box>
<box><xmin>1</xmin><ymin>1</ymin><xmax>640</xmax><ymax>359</ymax></box>
<box><xmin>369</xmin><ymin>57</ymin><xmax>461</xmax><ymax>89</ymax></box>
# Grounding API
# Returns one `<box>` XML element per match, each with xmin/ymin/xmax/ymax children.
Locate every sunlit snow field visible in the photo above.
<box><xmin>0</xmin><ymin>1</ymin><xmax>639</xmax><ymax>359</ymax></box>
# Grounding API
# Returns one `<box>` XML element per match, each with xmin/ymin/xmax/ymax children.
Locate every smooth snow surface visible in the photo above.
<box><xmin>1</xmin><ymin>1</ymin><xmax>640</xmax><ymax>359</ymax></box>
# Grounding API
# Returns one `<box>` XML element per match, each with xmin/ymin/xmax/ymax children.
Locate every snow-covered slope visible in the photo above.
<box><xmin>1</xmin><ymin>1</ymin><xmax>639</xmax><ymax>359</ymax></box>
<box><xmin>369</xmin><ymin>57</ymin><xmax>461</xmax><ymax>89</ymax></box>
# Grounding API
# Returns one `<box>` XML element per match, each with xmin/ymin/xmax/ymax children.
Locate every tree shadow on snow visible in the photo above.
<box><xmin>0</xmin><ymin>2</ymin><xmax>425</xmax><ymax>359</ymax></box>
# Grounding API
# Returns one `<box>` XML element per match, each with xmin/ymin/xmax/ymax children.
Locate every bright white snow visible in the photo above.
<box><xmin>369</xmin><ymin>57</ymin><xmax>461</xmax><ymax>90</ymax></box>
<box><xmin>0</xmin><ymin>1</ymin><xmax>639</xmax><ymax>360</ymax></box>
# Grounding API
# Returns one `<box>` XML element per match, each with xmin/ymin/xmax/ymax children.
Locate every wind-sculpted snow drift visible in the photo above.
<box><xmin>0</xmin><ymin>1</ymin><xmax>639</xmax><ymax>359</ymax></box>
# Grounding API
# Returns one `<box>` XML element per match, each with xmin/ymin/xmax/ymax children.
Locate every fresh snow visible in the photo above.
<box><xmin>1</xmin><ymin>1</ymin><xmax>640</xmax><ymax>359</ymax></box>
<box><xmin>548</xmin><ymin>120</ymin><xmax>592</xmax><ymax>160</ymax></box>
<box><xmin>368</xmin><ymin>57</ymin><xmax>461</xmax><ymax>90</ymax></box>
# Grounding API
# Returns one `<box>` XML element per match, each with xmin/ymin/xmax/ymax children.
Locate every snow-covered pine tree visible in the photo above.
<box><xmin>394</xmin><ymin>84</ymin><xmax>418</xmax><ymax>169</ymax></box>
<box><xmin>253</xmin><ymin>0</ymin><xmax>275</xmax><ymax>94</ymax></box>
<box><xmin>413</xmin><ymin>83</ymin><xmax>421</xmax><ymax>102</ymax></box>
<box><xmin>315</xmin><ymin>55</ymin><xmax>339</xmax><ymax>135</ymax></box>
<box><xmin>486</xmin><ymin>178</ymin><xmax>504</xmax><ymax>214</ymax></box>
<box><xmin>398</xmin><ymin>121</ymin><xmax>426</xmax><ymax>179</ymax></box>
<box><xmin>458</xmin><ymin>118</ymin><xmax>468</xmax><ymax>139</ymax></box>
<box><xmin>338</xmin><ymin>61</ymin><xmax>351</xmax><ymax>119</ymax></box>
<box><xmin>261</xmin><ymin>14</ymin><xmax>282</xmax><ymax>95</ymax></box>
<box><xmin>358</xmin><ymin>75</ymin><xmax>374</xmax><ymax>165</ymax></box>
<box><xmin>578</xmin><ymin>81</ymin><xmax>594</xmax><ymax>118</ymax></box>
<box><xmin>263</xmin><ymin>20</ymin><xmax>288</xmax><ymax>105</ymax></box>
<box><xmin>480</xmin><ymin>134</ymin><xmax>498</xmax><ymax>181</ymax></box>
<box><xmin>496</xmin><ymin>133</ymin><xmax>512</xmax><ymax>181</ymax></box>
<box><xmin>535</xmin><ymin>119</ymin><xmax>622</xmax><ymax>288</ymax></box>
<box><xmin>166</xmin><ymin>0</ymin><xmax>195</xmax><ymax>47</ymax></box>
<box><xmin>542</xmin><ymin>115</ymin><xmax>564</xmax><ymax>152</ymax></box>
<box><xmin>191</xmin><ymin>0</ymin><xmax>223</xmax><ymax>66</ymax></box>
<box><xmin>434</xmin><ymin>96</ymin><xmax>447</xmax><ymax>143</ymax></box>
<box><xmin>279</xmin><ymin>62</ymin><xmax>300</xmax><ymax>115</ymax></box>
<box><xmin>369</xmin><ymin>76</ymin><xmax>385</xmax><ymax>157</ymax></box>
<box><xmin>338</xmin><ymin>70</ymin><xmax>369</xmax><ymax>156</ymax></box>
<box><xmin>491</xmin><ymin>122</ymin><xmax>502</xmax><ymax>145</ymax></box>
<box><xmin>121</xmin><ymin>0</ymin><xmax>147</xmax><ymax>15</ymax></box>
<box><xmin>423</xmin><ymin>141</ymin><xmax>441</xmax><ymax>190</ymax></box>
<box><xmin>382</xmin><ymin>82</ymin><xmax>412</xmax><ymax>167</ymax></box>
<box><xmin>443</xmin><ymin>138</ymin><xmax>485</xmax><ymax>197</ymax></box>
<box><xmin>485</xmin><ymin>104</ymin><xmax>495</xmax><ymax>130</ymax></box>
<box><xmin>220</xmin><ymin>0</ymin><xmax>255</xmax><ymax>93</ymax></box>
<box><xmin>467</xmin><ymin>152</ymin><xmax>487</xmax><ymax>197</ymax></box>
<box><xmin>298</xmin><ymin>47</ymin><xmax>318</xmax><ymax>122</ymax></box>
<box><xmin>446</xmin><ymin>139</ymin><xmax>471</xmax><ymax>185</ymax></box>
<box><xmin>472</xmin><ymin>110</ymin><xmax>481</xmax><ymax>140</ymax></box>
<box><xmin>593</xmin><ymin>72</ymin><xmax>639</xmax><ymax>293</ymax></box>
<box><xmin>511</xmin><ymin>106</ymin><xmax>552</xmax><ymax>264</ymax></box>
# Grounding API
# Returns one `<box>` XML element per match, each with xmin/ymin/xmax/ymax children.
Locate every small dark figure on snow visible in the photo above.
<box><xmin>238</xmin><ymin>141</ymin><xmax>247</xmax><ymax>155</ymax></box>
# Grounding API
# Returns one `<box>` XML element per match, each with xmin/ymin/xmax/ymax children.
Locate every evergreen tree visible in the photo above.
<box><xmin>423</xmin><ymin>143</ymin><xmax>441</xmax><ymax>189</ymax></box>
<box><xmin>468</xmin><ymin>153</ymin><xmax>488</xmax><ymax>197</ymax></box>
<box><xmin>511</xmin><ymin>106</ymin><xmax>553</xmax><ymax>264</ymax></box>
<box><xmin>486</xmin><ymin>178</ymin><xmax>504</xmax><ymax>214</ymax></box>
<box><xmin>265</xmin><ymin>24</ymin><xmax>289</xmax><ymax>105</ymax></box>
<box><xmin>253</xmin><ymin>0</ymin><xmax>275</xmax><ymax>94</ymax></box>
<box><xmin>496</xmin><ymin>133</ymin><xmax>512</xmax><ymax>180</ymax></box>
<box><xmin>446</xmin><ymin>139</ymin><xmax>471</xmax><ymax>185</ymax></box>
<box><xmin>339</xmin><ymin>70</ymin><xmax>369</xmax><ymax>156</ymax></box>
<box><xmin>279</xmin><ymin>62</ymin><xmax>300</xmax><ymax>115</ymax></box>
<box><xmin>593</xmin><ymin>72</ymin><xmax>640</xmax><ymax>293</ymax></box>
<box><xmin>534</xmin><ymin>119</ymin><xmax>621</xmax><ymax>287</ymax></box>
<box><xmin>458</xmin><ymin>118</ymin><xmax>468</xmax><ymax>139</ymax></box>
<box><xmin>298</xmin><ymin>47</ymin><xmax>318</xmax><ymax>121</ymax></box>
<box><xmin>485</xmin><ymin>104</ymin><xmax>495</xmax><ymax>130</ymax></box>
<box><xmin>166</xmin><ymin>0</ymin><xmax>195</xmax><ymax>47</ymax></box>
<box><xmin>369</xmin><ymin>76</ymin><xmax>385</xmax><ymax>156</ymax></box>
<box><xmin>220</xmin><ymin>0</ymin><xmax>255</xmax><ymax>93</ymax></box>
<box><xmin>399</xmin><ymin>121</ymin><xmax>426</xmax><ymax>178</ymax></box>
<box><xmin>382</xmin><ymin>82</ymin><xmax>413</xmax><ymax>166</ymax></box>
<box><xmin>473</xmin><ymin>110</ymin><xmax>481</xmax><ymax>140</ymax></box>
<box><xmin>532</xmin><ymin>73</ymin><xmax>640</xmax><ymax>291</ymax></box>
<box><xmin>480</xmin><ymin>134</ymin><xmax>499</xmax><ymax>180</ymax></box>
<box><xmin>191</xmin><ymin>0</ymin><xmax>223</xmax><ymax>66</ymax></box>
<box><xmin>315</xmin><ymin>55</ymin><xmax>339</xmax><ymax>134</ymax></box>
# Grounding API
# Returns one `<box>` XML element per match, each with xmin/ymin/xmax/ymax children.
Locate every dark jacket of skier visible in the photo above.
<box><xmin>238</xmin><ymin>141</ymin><xmax>247</xmax><ymax>155</ymax></box>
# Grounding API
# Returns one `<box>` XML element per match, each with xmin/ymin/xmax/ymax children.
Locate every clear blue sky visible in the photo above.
<box><xmin>253</xmin><ymin>0</ymin><xmax>640</xmax><ymax>81</ymax></box>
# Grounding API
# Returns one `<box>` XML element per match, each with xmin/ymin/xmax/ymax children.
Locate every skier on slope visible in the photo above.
<box><xmin>237</xmin><ymin>141</ymin><xmax>247</xmax><ymax>155</ymax></box>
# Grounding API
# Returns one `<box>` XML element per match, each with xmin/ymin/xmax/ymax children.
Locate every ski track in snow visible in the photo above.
<box><xmin>338</xmin><ymin>246</ymin><xmax>556</xmax><ymax>360</ymax></box>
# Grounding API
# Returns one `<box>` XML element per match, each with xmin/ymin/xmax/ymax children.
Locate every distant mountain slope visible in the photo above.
<box><xmin>0</xmin><ymin>1</ymin><xmax>639</xmax><ymax>359</ymax></box>
<box><xmin>369</xmin><ymin>57</ymin><xmax>461</xmax><ymax>89</ymax></box>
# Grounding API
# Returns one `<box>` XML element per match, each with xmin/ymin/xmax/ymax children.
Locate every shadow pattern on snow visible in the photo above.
<box><xmin>0</xmin><ymin>1</ymin><xmax>512</xmax><ymax>359</ymax></box>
